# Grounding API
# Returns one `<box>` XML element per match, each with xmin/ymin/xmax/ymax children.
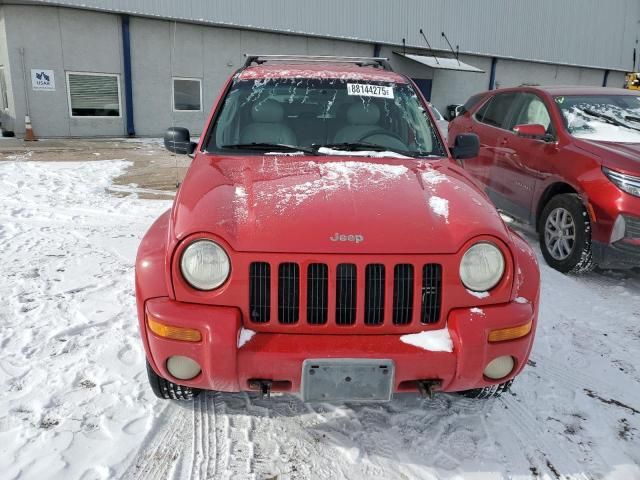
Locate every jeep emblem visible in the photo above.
<box><xmin>330</xmin><ymin>232</ymin><xmax>364</xmax><ymax>243</ymax></box>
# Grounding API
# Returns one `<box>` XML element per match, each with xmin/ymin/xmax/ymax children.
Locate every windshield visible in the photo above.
<box><xmin>206</xmin><ymin>78</ymin><xmax>445</xmax><ymax>157</ymax></box>
<box><xmin>554</xmin><ymin>94</ymin><xmax>640</xmax><ymax>143</ymax></box>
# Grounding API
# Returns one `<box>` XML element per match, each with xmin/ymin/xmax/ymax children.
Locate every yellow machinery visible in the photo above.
<box><xmin>625</xmin><ymin>72</ymin><xmax>640</xmax><ymax>90</ymax></box>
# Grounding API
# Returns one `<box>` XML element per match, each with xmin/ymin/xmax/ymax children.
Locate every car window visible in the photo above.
<box><xmin>431</xmin><ymin>105</ymin><xmax>445</xmax><ymax>121</ymax></box>
<box><xmin>206</xmin><ymin>78</ymin><xmax>445</xmax><ymax>157</ymax></box>
<box><xmin>475</xmin><ymin>93</ymin><xmax>518</xmax><ymax>129</ymax></box>
<box><xmin>460</xmin><ymin>93</ymin><xmax>487</xmax><ymax>115</ymax></box>
<box><xmin>554</xmin><ymin>94</ymin><xmax>640</xmax><ymax>142</ymax></box>
<box><xmin>512</xmin><ymin>93</ymin><xmax>552</xmax><ymax>132</ymax></box>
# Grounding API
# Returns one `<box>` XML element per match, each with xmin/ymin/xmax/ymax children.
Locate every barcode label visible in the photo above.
<box><xmin>346</xmin><ymin>83</ymin><xmax>394</xmax><ymax>99</ymax></box>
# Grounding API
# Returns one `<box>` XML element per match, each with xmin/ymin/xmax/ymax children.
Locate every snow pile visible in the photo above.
<box><xmin>317</xmin><ymin>147</ymin><xmax>410</xmax><ymax>159</ymax></box>
<box><xmin>0</xmin><ymin>160</ymin><xmax>172</xmax><ymax>479</ymax></box>
<box><xmin>237</xmin><ymin>328</ymin><xmax>256</xmax><ymax>348</ymax></box>
<box><xmin>400</xmin><ymin>328</ymin><xmax>454</xmax><ymax>352</ymax></box>
<box><xmin>2</xmin><ymin>154</ymin><xmax>640</xmax><ymax>480</ymax></box>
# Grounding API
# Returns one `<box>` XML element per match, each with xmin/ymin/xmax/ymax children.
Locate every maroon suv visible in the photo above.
<box><xmin>449</xmin><ymin>86</ymin><xmax>640</xmax><ymax>272</ymax></box>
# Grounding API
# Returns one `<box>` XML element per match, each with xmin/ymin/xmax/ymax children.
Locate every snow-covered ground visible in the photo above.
<box><xmin>1</xmin><ymin>159</ymin><xmax>639</xmax><ymax>480</ymax></box>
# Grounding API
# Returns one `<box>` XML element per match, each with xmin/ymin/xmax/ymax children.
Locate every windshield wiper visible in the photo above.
<box><xmin>577</xmin><ymin>108</ymin><xmax>640</xmax><ymax>132</ymax></box>
<box><xmin>313</xmin><ymin>142</ymin><xmax>428</xmax><ymax>158</ymax></box>
<box><xmin>221</xmin><ymin>143</ymin><xmax>320</xmax><ymax>155</ymax></box>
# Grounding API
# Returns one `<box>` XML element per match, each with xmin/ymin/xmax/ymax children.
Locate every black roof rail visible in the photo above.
<box><xmin>243</xmin><ymin>54</ymin><xmax>393</xmax><ymax>71</ymax></box>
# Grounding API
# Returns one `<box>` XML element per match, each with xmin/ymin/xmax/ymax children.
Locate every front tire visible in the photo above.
<box><xmin>459</xmin><ymin>379</ymin><xmax>513</xmax><ymax>399</ymax></box>
<box><xmin>539</xmin><ymin>194</ymin><xmax>594</xmax><ymax>273</ymax></box>
<box><xmin>146</xmin><ymin>361</ymin><xmax>201</xmax><ymax>400</ymax></box>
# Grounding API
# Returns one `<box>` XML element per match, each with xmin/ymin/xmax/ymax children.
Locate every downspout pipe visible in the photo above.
<box><xmin>602</xmin><ymin>69</ymin><xmax>610</xmax><ymax>87</ymax></box>
<box><xmin>488</xmin><ymin>57</ymin><xmax>498</xmax><ymax>90</ymax></box>
<box><xmin>121</xmin><ymin>14</ymin><xmax>135</xmax><ymax>136</ymax></box>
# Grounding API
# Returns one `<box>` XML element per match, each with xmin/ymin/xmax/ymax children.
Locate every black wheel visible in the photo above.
<box><xmin>146</xmin><ymin>361</ymin><xmax>201</xmax><ymax>400</ymax></box>
<box><xmin>459</xmin><ymin>379</ymin><xmax>514</xmax><ymax>399</ymax></box>
<box><xmin>539</xmin><ymin>193</ymin><xmax>594</xmax><ymax>273</ymax></box>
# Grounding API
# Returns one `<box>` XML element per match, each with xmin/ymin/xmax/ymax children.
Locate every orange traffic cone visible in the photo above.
<box><xmin>24</xmin><ymin>115</ymin><xmax>36</xmax><ymax>141</ymax></box>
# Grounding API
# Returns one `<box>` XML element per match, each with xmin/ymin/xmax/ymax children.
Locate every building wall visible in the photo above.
<box><xmin>493</xmin><ymin>58</ymin><xmax>607</xmax><ymax>90</ymax></box>
<box><xmin>0</xmin><ymin>7</ymin><xmax>16</xmax><ymax>133</ymax></box>
<box><xmin>30</xmin><ymin>0</ymin><xmax>640</xmax><ymax>72</ymax></box>
<box><xmin>0</xmin><ymin>4</ymin><xmax>633</xmax><ymax>138</ymax></box>
<box><xmin>2</xmin><ymin>4</ymin><xmax>125</xmax><ymax>136</ymax></box>
<box><xmin>429</xmin><ymin>54</ymin><xmax>493</xmax><ymax>115</ymax></box>
<box><xmin>130</xmin><ymin>18</ymin><xmax>372</xmax><ymax>135</ymax></box>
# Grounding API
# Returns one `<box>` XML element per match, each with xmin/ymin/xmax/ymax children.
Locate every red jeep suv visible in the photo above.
<box><xmin>449</xmin><ymin>86</ymin><xmax>640</xmax><ymax>273</ymax></box>
<box><xmin>136</xmin><ymin>55</ymin><xmax>539</xmax><ymax>403</ymax></box>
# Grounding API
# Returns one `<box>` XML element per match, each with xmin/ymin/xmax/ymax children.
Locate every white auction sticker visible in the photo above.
<box><xmin>347</xmin><ymin>83</ymin><xmax>394</xmax><ymax>99</ymax></box>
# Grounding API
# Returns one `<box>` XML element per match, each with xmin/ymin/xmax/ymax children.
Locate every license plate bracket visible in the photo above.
<box><xmin>301</xmin><ymin>359</ymin><xmax>395</xmax><ymax>402</ymax></box>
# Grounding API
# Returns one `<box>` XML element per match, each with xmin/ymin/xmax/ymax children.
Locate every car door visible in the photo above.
<box><xmin>460</xmin><ymin>92</ymin><xmax>520</xmax><ymax>198</ymax></box>
<box><xmin>493</xmin><ymin>93</ymin><xmax>558</xmax><ymax>222</ymax></box>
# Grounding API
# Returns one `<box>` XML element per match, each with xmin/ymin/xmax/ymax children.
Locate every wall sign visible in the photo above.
<box><xmin>31</xmin><ymin>69</ymin><xmax>55</xmax><ymax>91</ymax></box>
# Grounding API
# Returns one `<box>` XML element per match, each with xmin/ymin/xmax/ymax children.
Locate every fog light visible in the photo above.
<box><xmin>483</xmin><ymin>356</ymin><xmax>515</xmax><ymax>380</ymax></box>
<box><xmin>166</xmin><ymin>355</ymin><xmax>201</xmax><ymax>380</ymax></box>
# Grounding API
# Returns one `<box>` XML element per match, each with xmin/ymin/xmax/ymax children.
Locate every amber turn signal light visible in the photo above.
<box><xmin>147</xmin><ymin>315</ymin><xmax>202</xmax><ymax>342</ymax></box>
<box><xmin>488</xmin><ymin>320</ymin><xmax>532</xmax><ymax>343</ymax></box>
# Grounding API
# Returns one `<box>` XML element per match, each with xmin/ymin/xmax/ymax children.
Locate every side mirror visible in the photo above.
<box><xmin>164</xmin><ymin>127</ymin><xmax>196</xmax><ymax>154</ymax></box>
<box><xmin>451</xmin><ymin>133</ymin><xmax>480</xmax><ymax>160</ymax></box>
<box><xmin>514</xmin><ymin>123</ymin><xmax>553</xmax><ymax>142</ymax></box>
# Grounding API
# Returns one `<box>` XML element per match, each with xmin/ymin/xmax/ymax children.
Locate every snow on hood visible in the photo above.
<box><xmin>173</xmin><ymin>155</ymin><xmax>507</xmax><ymax>254</ymax></box>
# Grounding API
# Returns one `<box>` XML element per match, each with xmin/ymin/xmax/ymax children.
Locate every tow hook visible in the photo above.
<box><xmin>417</xmin><ymin>380</ymin><xmax>442</xmax><ymax>399</ymax></box>
<box><xmin>249</xmin><ymin>379</ymin><xmax>273</xmax><ymax>399</ymax></box>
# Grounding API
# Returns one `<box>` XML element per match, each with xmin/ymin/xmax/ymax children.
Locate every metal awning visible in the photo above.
<box><xmin>395</xmin><ymin>52</ymin><xmax>485</xmax><ymax>73</ymax></box>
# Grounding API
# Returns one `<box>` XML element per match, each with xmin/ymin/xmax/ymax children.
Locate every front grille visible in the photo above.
<box><xmin>248</xmin><ymin>261</ymin><xmax>442</xmax><ymax>327</ymax></box>
<box><xmin>393</xmin><ymin>264</ymin><xmax>414</xmax><ymax>325</ymax></box>
<box><xmin>336</xmin><ymin>264</ymin><xmax>357</xmax><ymax>325</ymax></box>
<box><xmin>249</xmin><ymin>262</ymin><xmax>270</xmax><ymax>322</ymax></box>
<box><xmin>624</xmin><ymin>215</ymin><xmax>640</xmax><ymax>239</ymax></box>
<box><xmin>307</xmin><ymin>263</ymin><xmax>329</xmax><ymax>325</ymax></box>
<box><xmin>278</xmin><ymin>263</ymin><xmax>299</xmax><ymax>324</ymax></box>
<box><xmin>364</xmin><ymin>264</ymin><xmax>385</xmax><ymax>325</ymax></box>
<box><xmin>421</xmin><ymin>264</ymin><xmax>442</xmax><ymax>324</ymax></box>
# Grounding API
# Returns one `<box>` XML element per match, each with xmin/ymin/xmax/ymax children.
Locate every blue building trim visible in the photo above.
<box><xmin>489</xmin><ymin>57</ymin><xmax>498</xmax><ymax>90</ymax></box>
<box><xmin>121</xmin><ymin>15</ymin><xmax>135</xmax><ymax>136</ymax></box>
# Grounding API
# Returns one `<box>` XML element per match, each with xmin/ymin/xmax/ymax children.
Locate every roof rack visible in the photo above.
<box><xmin>243</xmin><ymin>54</ymin><xmax>393</xmax><ymax>71</ymax></box>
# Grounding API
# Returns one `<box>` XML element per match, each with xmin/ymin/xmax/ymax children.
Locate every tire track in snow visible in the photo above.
<box><xmin>122</xmin><ymin>404</ymin><xmax>191</xmax><ymax>480</ymax></box>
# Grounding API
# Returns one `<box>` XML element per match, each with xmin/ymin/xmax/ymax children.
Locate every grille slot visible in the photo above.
<box><xmin>421</xmin><ymin>264</ymin><xmax>442</xmax><ymax>324</ymax></box>
<box><xmin>393</xmin><ymin>264</ymin><xmax>414</xmax><ymax>325</ymax></box>
<box><xmin>335</xmin><ymin>263</ymin><xmax>357</xmax><ymax>325</ymax></box>
<box><xmin>249</xmin><ymin>262</ymin><xmax>271</xmax><ymax>323</ymax></box>
<box><xmin>624</xmin><ymin>215</ymin><xmax>640</xmax><ymax>239</ymax></box>
<box><xmin>364</xmin><ymin>264</ymin><xmax>385</xmax><ymax>325</ymax></box>
<box><xmin>278</xmin><ymin>263</ymin><xmax>300</xmax><ymax>324</ymax></box>
<box><xmin>307</xmin><ymin>263</ymin><xmax>329</xmax><ymax>325</ymax></box>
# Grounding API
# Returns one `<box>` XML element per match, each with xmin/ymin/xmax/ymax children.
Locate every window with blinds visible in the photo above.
<box><xmin>67</xmin><ymin>73</ymin><xmax>120</xmax><ymax>117</ymax></box>
<box><xmin>173</xmin><ymin>78</ymin><xmax>202</xmax><ymax>111</ymax></box>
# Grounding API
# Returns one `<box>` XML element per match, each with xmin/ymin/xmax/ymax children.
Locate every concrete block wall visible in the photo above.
<box><xmin>2</xmin><ymin>5</ymin><xmax>125</xmax><ymax>137</ymax></box>
<box><xmin>130</xmin><ymin>18</ymin><xmax>373</xmax><ymax>136</ymax></box>
<box><xmin>0</xmin><ymin>4</ymin><xmax>630</xmax><ymax>138</ymax></box>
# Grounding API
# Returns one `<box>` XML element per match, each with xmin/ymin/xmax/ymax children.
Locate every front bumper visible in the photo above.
<box><xmin>593</xmin><ymin>239</ymin><xmax>640</xmax><ymax>270</ymax></box>
<box><xmin>142</xmin><ymin>296</ymin><xmax>537</xmax><ymax>395</ymax></box>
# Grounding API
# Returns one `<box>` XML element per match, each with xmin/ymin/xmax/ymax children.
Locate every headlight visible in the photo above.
<box><xmin>603</xmin><ymin>167</ymin><xmax>640</xmax><ymax>197</ymax></box>
<box><xmin>180</xmin><ymin>240</ymin><xmax>230</xmax><ymax>290</ymax></box>
<box><xmin>460</xmin><ymin>242</ymin><xmax>505</xmax><ymax>292</ymax></box>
